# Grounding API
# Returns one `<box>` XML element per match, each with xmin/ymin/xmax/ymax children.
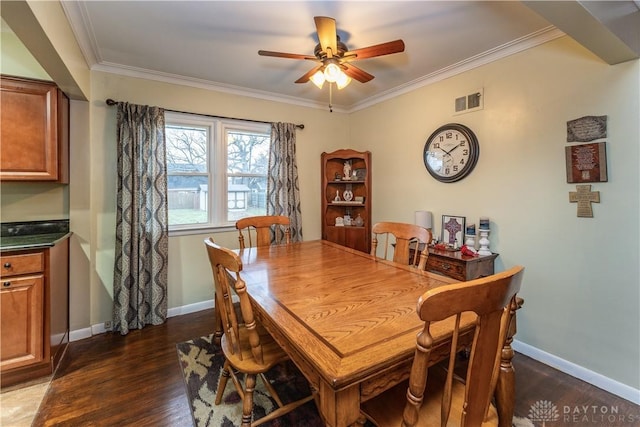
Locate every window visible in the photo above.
<box><xmin>165</xmin><ymin>112</ymin><xmax>270</xmax><ymax>232</ymax></box>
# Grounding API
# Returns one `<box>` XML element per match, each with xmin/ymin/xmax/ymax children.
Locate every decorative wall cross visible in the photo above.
<box><xmin>569</xmin><ymin>184</ymin><xmax>600</xmax><ymax>217</ymax></box>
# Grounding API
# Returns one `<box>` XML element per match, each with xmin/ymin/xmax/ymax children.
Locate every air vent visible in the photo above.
<box><xmin>454</xmin><ymin>88</ymin><xmax>483</xmax><ymax>115</ymax></box>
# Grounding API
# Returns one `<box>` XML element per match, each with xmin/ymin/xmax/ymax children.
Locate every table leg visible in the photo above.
<box><xmin>495</xmin><ymin>297</ymin><xmax>524</xmax><ymax>427</ymax></box>
<box><xmin>318</xmin><ymin>380</ymin><xmax>361</xmax><ymax>427</ymax></box>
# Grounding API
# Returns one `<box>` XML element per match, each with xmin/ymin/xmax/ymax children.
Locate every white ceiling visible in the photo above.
<box><xmin>56</xmin><ymin>1</ymin><xmax>639</xmax><ymax>111</ymax></box>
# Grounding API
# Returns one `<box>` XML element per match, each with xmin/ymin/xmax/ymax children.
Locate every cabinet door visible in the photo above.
<box><xmin>0</xmin><ymin>276</ymin><xmax>44</xmax><ymax>371</ymax></box>
<box><xmin>325</xmin><ymin>226</ymin><xmax>347</xmax><ymax>247</ymax></box>
<box><xmin>0</xmin><ymin>77</ymin><xmax>59</xmax><ymax>181</ymax></box>
<box><xmin>325</xmin><ymin>226</ymin><xmax>369</xmax><ymax>253</ymax></box>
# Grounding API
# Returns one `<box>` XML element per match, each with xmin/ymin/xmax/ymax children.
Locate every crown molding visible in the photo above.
<box><xmin>91</xmin><ymin>62</ymin><xmax>342</xmax><ymax>112</ymax></box>
<box><xmin>60</xmin><ymin>3</ymin><xmax>563</xmax><ymax>113</ymax></box>
<box><xmin>348</xmin><ymin>26</ymin><xmax>565</xmax><ymax>113</ymax></box>
<box><xmin>60</xmin><ymin>1</ymin><xmax>99</xmax><ymax>68</ymax></box>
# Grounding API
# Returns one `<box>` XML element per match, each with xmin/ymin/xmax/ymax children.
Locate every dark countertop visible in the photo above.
<box><xmin>1</xmin><ymin>220</ymin><xmax>71</xmax><ymax>251</ymax></box>
<box><xmin>1</xmin><ymin>232</ymin><xmax>72</xmax><ymax>251</ymax></box>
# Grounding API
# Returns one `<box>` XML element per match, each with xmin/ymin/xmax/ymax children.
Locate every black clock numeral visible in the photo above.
<box><xmin>433</xmin><ymin>142</ymin><xmax>440</xmax><ymax>148</ymax></box>
<box><xmin>444</xmin><ymin>167</ymin><xmax>450</xmax><ymax>175</ymax></box>
<box><xmin>445</xmin><ymin>132</ymin><xmax>453</xmax><ymax>139</ymax></box>
<box><xmin>460</xmin><ymin>141</ymin><xmax>466</xmax><ymax>146</ymax></box>
<box><xmin>453</xmin><ymin>165</ymin><xmax>459</xmax><ymax>172</ymax></box>
<box><xmin>459</xmin><ymin>158</ymin><xmax>465</xmax><ymax>165</ymax></box>
<box><xmin>462</xmin><ymin>149</ymin><xmax>468</xmax><ymax>155</ymax></box>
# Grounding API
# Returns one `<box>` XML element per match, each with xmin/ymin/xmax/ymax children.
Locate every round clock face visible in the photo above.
<box><xmin>423</xmin><ymin>123</ymin><xmax>479</xmax><ymax>183</ymax></box>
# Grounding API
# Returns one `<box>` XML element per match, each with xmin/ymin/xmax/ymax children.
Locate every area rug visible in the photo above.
<box><xmin>176</xmin><ymin>334</ymin><xmax>326</xmax><ymax>427</ymax></box>
<box><xmin>177</xmin><ymin>335</ymin><xmax>534</xmax><ymax>427</ymax></box>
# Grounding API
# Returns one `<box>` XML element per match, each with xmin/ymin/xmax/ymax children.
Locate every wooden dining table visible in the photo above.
<box><xmin>227</xmin><ymin>239</ymin><xmax>519</xmax><ymax>427</ymax></box>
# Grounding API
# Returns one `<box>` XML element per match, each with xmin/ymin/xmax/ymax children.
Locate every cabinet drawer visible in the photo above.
<box><xmin>1</xmin><ymin>274</ymin><xmax>44</xmax><ymax>289</ymax></box>
<box><xmin>1</xmin><ymin>252</ymin><xmax>45</xmax><ymax>277</ymax></box>
<box><xmin>427</xmin><ymin>257</ymin><xmax>466</xmax><ymax>281</ymax></box>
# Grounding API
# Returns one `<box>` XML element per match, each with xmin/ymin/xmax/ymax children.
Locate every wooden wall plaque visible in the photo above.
<box><xmin>565</xmin><ymin>142</ymin><xmax>608</xmax><ymax>183</ymax></box>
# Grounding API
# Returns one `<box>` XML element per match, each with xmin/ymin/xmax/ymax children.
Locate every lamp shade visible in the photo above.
<box><xmin>310</xmin><ymin>70</ymin><xmax>325</xmax><ymax>89</ymax></box>
<box><xmin>324</xmin><ymin>62</ymin><xmax>342</xmax><ymax>82</ymax></box>
<box><xmin>336</xmin><ymin>72</ymin><xmax>351</xmax><ymax>90</ymax></box>
<box><xmin>415</xmin><ymin>210</ymin><xmax>433</xmax><ymax>230</ymax></box>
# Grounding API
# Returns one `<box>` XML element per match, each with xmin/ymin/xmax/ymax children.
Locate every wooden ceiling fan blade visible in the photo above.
<box><xmin>258</xmin><ymin>50</ymin><xmax>317</xmax><ymax>60</ymax></box>
<box><xmin>342</xmin><ymin>64</ymin><xmax>374</xmax><ymax>83</ymax></box>
<box><xmin>344</xmin><ymin>39</ymin><xmax>405</xmax><ymax>60</ymax></box>
<box><xmin>295</xmin><ymin>65</ymin><xmax>324</xmax><ymax>83</ymax></box>
<box><xmin>314</xmin><ymin>16</ymin><xmax>337</xmax><ymax>58</ymax></box>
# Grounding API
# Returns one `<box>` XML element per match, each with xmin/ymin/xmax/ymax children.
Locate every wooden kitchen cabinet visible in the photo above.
<box><xmin>0</xmin><ymin>75</ymin><xmax>69</xmax><ymax>182</ymax></box>
<box><xmin>321</xmin><ymin>150</ymin><xmax>371</xmax><ymax>253</ymax></box>
<box><xmin>0</xmin><ymin>252</ymin><xmax>44</xmax><ymax>371</ymax></box>
<box><xmin>0</xmin><ymin>239</ymin><xmax>69</xmax><ymax>387</ymax></box>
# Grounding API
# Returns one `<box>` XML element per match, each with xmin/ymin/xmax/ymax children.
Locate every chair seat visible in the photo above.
<box><xmin>361</xmin><ymin>366</ymin><xmax>499</xmax><ymax>427</ymax></box>
<box><xmin>221</xmin><ymin>323</ymin><xmax>289</xmax><ymax>374</ymax></box>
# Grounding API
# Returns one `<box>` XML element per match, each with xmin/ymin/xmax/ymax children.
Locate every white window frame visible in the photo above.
<box><xmin>165</xmin><ymin>111</ymin><xmax>270</xmax><ymax>236</ymax></box>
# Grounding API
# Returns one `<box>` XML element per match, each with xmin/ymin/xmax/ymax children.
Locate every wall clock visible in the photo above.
<box><xmin>423</xmin><ymin>123</ymin><xmax>480</xmax><ymax>183</ymax></box>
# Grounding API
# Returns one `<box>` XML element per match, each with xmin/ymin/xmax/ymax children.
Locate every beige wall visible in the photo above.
<box><xmin>0</xmin><ymin>24</ymin><xmax>50</xmax><ymax>80</ymax></box>
<box><xmin>350</xmin><ymin>36</ymin><xmax>639</xmax><ymax>390</ymax></box>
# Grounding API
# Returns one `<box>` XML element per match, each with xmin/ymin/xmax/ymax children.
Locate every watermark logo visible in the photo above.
<box><xmin>525</xmin><ymin>400</ymin><xmax>640</xmax><ymax>426</ymax></box>
<box><xmin>528</xmin><ymin>400</ymin><xmax>560</xmax><ymax>426</ymax></box>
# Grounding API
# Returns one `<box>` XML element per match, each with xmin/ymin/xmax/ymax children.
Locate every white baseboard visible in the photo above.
<box><xmin>167</xmin><ymin>299</ymin><xmax>214</xmax><ymax>318</ymax></box>
<box><xmin>513</xmin><ymin>339</ymin><xmax>640</xmax><ymax>405</ymax></box>
<box><xmin>69</xmin><ymin>299</ymin><xmax>215</xmax><ymax>342</ymax></box>
<box><xmin>69</xmin><ymin>327</ymin><xmax>92</xmax><ymax>342</ymax></box>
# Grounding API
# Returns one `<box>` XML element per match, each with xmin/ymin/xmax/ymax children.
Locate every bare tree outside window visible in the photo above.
<box><xmin>165</xmin><ymin>113</ymin><xmax>270</xmax><ymax>229</ymax></box>
<box><xmin>166</xmin><ymin>126</ymin><xmax>207</xmax><ymax>170</ymax></box>
<box><xmin>166</xmin><ymin>125</ymin><xmax>209</xmax><ymax>225</ymax></box>
<box><xmin>227</xmin><ymin>131</ymin><xmax>269</xmax><ymax>222</ymax></box>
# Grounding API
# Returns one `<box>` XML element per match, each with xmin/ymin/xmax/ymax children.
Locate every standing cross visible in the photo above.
<box><xmin>569</xmin><ymin>184</ymin><xmax>600</xmax><ymax>218</ymax></box>
<box><xmin>444</xmin><ymin>218</ymin><xmax>462</xmax><ymax>244</ymax></box>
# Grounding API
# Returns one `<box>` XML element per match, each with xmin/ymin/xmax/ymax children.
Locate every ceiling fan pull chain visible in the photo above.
<box><xmin>329</xmin><ymin>83</ymin><xmax>333</xmax><ymax>113</ymax></box>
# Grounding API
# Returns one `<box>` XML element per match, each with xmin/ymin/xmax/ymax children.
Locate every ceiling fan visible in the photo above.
<box><xmin>258</xmin><ymin>16</ymin><xmax>405</xmax><ymax>88</ymax></box>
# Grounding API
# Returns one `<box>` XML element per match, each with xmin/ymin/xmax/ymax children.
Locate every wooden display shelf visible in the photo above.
<box><xmin>321</xmin><ymin>150</ymin><xmax>371</xmax><ymax>253</ymax></box>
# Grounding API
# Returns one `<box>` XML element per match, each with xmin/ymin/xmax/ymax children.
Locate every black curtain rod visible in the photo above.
<box><xmin>105</xmin><ymin>98</ymin><xmax>304</xmax><ymax>130</ymax></box>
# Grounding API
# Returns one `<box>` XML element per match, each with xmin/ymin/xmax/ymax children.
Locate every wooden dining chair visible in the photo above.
<box><xmin>204</xmin><ymin>239</ymin><xmax>314</xmax><ymax>427</ymax></box>
<box><xmin>360</xmin><ymin>266</ymin><xmax>525</xmax><ymax>427</ymax></box>
<box><xmin>236</xmin><ymin>215</ymin><xmax>291</xmax><ymax>249</ymax></box>
<box><xmin>371</xmin><ymin>221</ymin><xmax>432</xmax><ymax>270</ymax></box>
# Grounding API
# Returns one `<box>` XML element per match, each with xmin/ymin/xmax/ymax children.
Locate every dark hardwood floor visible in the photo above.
<box><xmin>32</xmin><ymin>309</ymin><xmax>639</xmax><ymax>426</ymax></box>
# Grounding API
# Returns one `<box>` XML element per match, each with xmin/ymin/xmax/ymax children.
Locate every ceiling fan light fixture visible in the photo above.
<box><xmin>324</xmin><ymin>61</ymin><xmax>342</xmax><ymax>83</ymax></box>
<box><xmin>310</xmin><ymin>70</ymin><xmax>326</xmax><ymax>89</ymax></box>
<box><xmin>259</xmin><ymin>16</ymin><xmax>405</xmax><ymax>94</ymax></box>
<box><xmin>336</xmin><ymin>73</ymin><xmax>351</xmax><ymax>90</ymax></box>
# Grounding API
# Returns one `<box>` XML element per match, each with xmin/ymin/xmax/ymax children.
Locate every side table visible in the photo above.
<box><xmin>410</xmin><ymin>243</ymin><xmax>498</xmax><ymax>281</ymax></box>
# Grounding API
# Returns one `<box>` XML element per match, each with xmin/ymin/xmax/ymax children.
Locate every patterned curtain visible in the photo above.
<box><xmin>113</xmin><ymin>102</ymin><xmax>168</xmax><ymax>335</ymax></box>
<box><xmin>267</xmin><ymin>122</ymin><xmax>303</xmax><ymax>241</ymax></box>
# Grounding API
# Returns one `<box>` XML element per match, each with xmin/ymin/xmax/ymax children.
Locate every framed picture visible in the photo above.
<box><xmin>565</xmin><ymin>142</ymin><xmax>608</xmax><ymax>183</ymax></box>
<box><xmin>354</xmin><ymin>168</ymin><xmax>367</xmax><ymax>181</ymax></box>
<box><xmin>441</xmin><ymin>215</ymin><xmax>465</xmax><ymax>246</ymax></box>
